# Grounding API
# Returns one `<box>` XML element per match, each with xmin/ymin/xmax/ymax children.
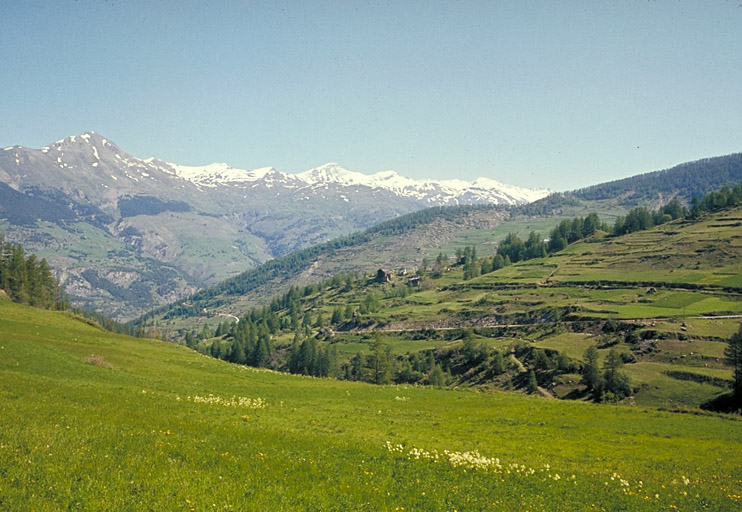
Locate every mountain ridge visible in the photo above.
<box><xmin>4</xmin><ymin>130</ymin><xmax>550</xmax><ymax>206</ymax></box>
<box><xmin>0</xmin><ymin>131</ymin><xmax>547</xmax><ymax>319</ymax></box>
<box><xmin>2</xmin><ymin>131</ymin><xmax>741</xmax><ymax>322</ymax></box>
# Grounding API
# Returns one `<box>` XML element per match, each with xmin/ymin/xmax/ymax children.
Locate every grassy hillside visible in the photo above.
<box><xmin>186</xmin><ymin>205</ymin><xmax>742</xmax><ymax>409</ymax></box>
<box><xmin>144</xmin><ymin>196</ymin><xmax>634</xmax><ymax>332</ymax></box>
<box><xmin>1</xmin><ymin>297</ymin><xmax>741</xmax><ymax>510</ymax></box>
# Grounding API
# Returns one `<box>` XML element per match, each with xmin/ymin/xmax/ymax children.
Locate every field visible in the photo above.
<box><xmin>1</xmin><ymin>298</ymin><xmax>741</xmax><ymax>511</ymax></box>
<box><xmin>147</xmin><ymin>198</ymin><xmax>629</xmax><ymax>332</ymax></box>
<box><xmin>177</xmin><ymin>207</ymin><xmax>742</xmax><ymax>409</ymax></box>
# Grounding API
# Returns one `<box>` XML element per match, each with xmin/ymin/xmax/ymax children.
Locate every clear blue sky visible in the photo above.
<box><xmin>2</xmin><ymin>0</ymin><xmax>741</xmax><ymax>190</ymax></box>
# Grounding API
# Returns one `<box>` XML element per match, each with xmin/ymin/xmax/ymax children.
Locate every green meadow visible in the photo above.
<box><xmin>1</xmin><ymin>298</ymin><xmax>741</xmax><ymax>511</ymax></box>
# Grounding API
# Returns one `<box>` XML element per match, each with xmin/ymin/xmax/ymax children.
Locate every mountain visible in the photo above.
<box><xmin>148</xmin><ymin>201</ymin><xmax>742</xmax><ymax>410</ymax></box>
<box><xmin>0</xmin><ymin>131</ymin><xmax>547</xmax><ymax>319</ymax></box>
<box><xmin>573</xmin><ymin>153</ymin><xmax>742</xmax><ymax>204</ymax></box>
<box><xmin>152</xmin><ymin>159</ymin><xmax>547</xmax><ymax>205</ymax></box>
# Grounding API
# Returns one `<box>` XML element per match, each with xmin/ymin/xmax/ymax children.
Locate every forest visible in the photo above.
<box><xmin>573</xmin><ymin>152</ymin><xmax>742</xmax><ymax>202</ymax></box>
<box><xmin>0</xmin><ymin>234</ymin><xmax>66</xmax><ymax>310</ymax></box>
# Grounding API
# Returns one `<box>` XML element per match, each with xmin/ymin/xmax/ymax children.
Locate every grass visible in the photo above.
<box><xmin>2</xmin><ymin>298</ymin><xmax>742</xmax><ymax>510</ymax></box>
<box><xmin>626</xmin><ymin>362</ymin><xmax>730</xmax><ymax>407</ymax></box>
<box><xmin>174</xmin><ymin>208</ymin><xmax>742</xmax><ymax>411</ymax></box>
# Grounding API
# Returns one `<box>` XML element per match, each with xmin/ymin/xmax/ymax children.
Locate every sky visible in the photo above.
<box><xmin>1</xmin><ymin>0</ymin><xmax>741</xmax><ymax>191</ymax></box>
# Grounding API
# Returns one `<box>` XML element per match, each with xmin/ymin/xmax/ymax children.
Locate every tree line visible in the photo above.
<box><xmin>573</xmin><ymin>153</ymin><xmax>742</xmax><ymax>202</ymax></box>
<box><xmin>471</xmin><ymin>183</ymin><xmax>742</xmax><ymax>276</ymax></box>
<box><xmin>0</xmin><ymin>234</ymin><xmax>146</xmax><ymax>337</ymax></box>
<box><xmin>613</xmin><ymin>183</ymin><xmax>742</xmax><ymax>236</ymax></box>
<box><xmin>0</xmin><ymin>234</ymin><xmax>67</xmax><ymax>310</ymax></box>
<box><xmin>140</xmin><ymin>204</ymin><xmax>499</xmax><ymax>325</ymax></box>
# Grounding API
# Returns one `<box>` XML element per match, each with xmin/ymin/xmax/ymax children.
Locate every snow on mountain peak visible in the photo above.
<box><xmin>293</xmin><ymin>163</ymin><xmax>549</xmax><ymax>204</ymax></box>
<box><xmin>297</xmin><ymin>163</ymin><xmax>370</xmax><ymax>186</ymax></box>
<box><xmin>162</xmin><ymin>161</ymin><xmax>274</xmax><ymax>187</ymax></box>
<box><xmin>155</xmin><ymin>158</ymin><xmax>548</xmax><ymax>204</ymax></box>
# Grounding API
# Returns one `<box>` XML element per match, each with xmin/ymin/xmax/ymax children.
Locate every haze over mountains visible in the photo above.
<box><xmin>0</xmin><ymin>132</ymin><xmax>548</xmax><ymax>319</ymax></box>
<box><xmin>1</xmin><ymin>131</ymin><xmax>547</xmax><ymax>205</ymax></box>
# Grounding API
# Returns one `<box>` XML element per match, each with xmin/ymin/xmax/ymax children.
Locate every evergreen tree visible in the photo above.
<box><xmin>532</xmin><ymin>348</ymin><xmax>551</xmax><ymax>371</ymax></box>
<box><xmin>581</xmin><ymin>345</ymin><xmax>602</xmax><ymax>395</ymax></box>
<box><xmin>251</xmin><ymin>336</ymin><xmax>269</xmax><ymax>367</ymax></box>
<box><xmin>725</xmin><ymin>324</ymin><xmax>742</xmax><ymax>395</ymax></box>
<box><xmin>568</xmin><ymin>218</ymin><xmax>584</xmax><ymax>243</ymax></box>
<box><xmin>429</xmin><ymin>364</ymin><xmax>445</xmax><ymax>388</ymax></box>
<box><xmin>526</xmin><ymin>369</ymin><xmax>538</xmax><ymax>394</ymax></box>
<box><xmin>492</xmin><ymin>254</ymin><xmax>506</xmax><ymax>270</ymax></box>
<box><xmin>582</xmin><ymin>213</ymin><xmax>601</xmax><ymax>237</ymax></box>
<box><xmin>315</xmin><ymin>311</ymin><xmax>326</xmax><ymax>328</ymax></box>
<box><xmin>525</xmin><ymin>231</ymin><xmax>547</xmax><ymax>259</ymax></box>
<box><xmin>350</xmin><ymin>351</ymin><xmax>366</xmax><ymax>381</ymax></box>
<box><xmin>185</xmin><ymin>332</ymin><xmax>197</xmax><ymax>349</ymax></box>
<box><xmin>326</xmin><ymin>345</ymin><xmax>340</xmax><ymax>378</ymax></box>
<box><xmin>7</xmin><ymin>244</ymin><xmax>29</xmax><ymax>303</ymax></box>
<box><xmin>343</xmin><ymin>304</ymin><xmax>354</xmax><ymax>321</ymax></box>
<box><xmin>547</xmin><ymin>233</ymin><xmax>567</xmax><ymax>253</ymax></box>
<box><xmin>331</xmin><ymin>307</ymin><xmax>343</xmax><ymax>325</ymax></box>
<box><xmin>421</xmin><ymin>257</ymin><xmax>430</xmax><ymax>272</ymax></box>
<box><xmin>497</xmin><ymin>233</ymin><xmax>526</xmax><ymax>263</ymax></box>
<box><xmin>299</xmin><ymin>338</ymin><xmax>318</xmax><ymax>375</ymax></box>
<box><xmin>490</xmin><ymin>350</ymin><xmax>505</xmax><ymax>375</ymax></box>
<box><xmin>602</xmin><ymin>348</ymin><xmax>631</xmax><ymax>400</ymax></box>
<box><xmin>229</xmin><ymin>339</ymin><xmax>247</xmax><ymax>364</ymax></box>
<box><xmin>302</xmin><ymin>311</ymin><xmax>312</xmax><ymax>329</ymax></box>
<box><xmin>288</xmin><ymin>335</ymin><xmax>302</xmax><ymax>374</ymax></box>
<box><xmin>371</xmin><ymin>331</ymin><xmax>391</xmax><ymax>384</ymax></box>
<box><xmin>317</xmin><ymin>346</ymin><xmax>331</xmax><ymax>377</ymax></box>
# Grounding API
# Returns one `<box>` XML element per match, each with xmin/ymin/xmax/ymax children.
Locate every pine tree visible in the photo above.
<box><xmin>725</xmin><ymin>324</ymin><xmax>742</xmax><ymax>395</ymax></box>
<box><xmin>526</xmin><ymin>369</ymin><xmax>538</xmax><ymax>394</ymax></box>
<box><xmin>581</xmin><ymin>345</ymin><xmax>602</xmax><ymax>395</ymax></box>
<box><xmin>490</xmin><ymin>350</ymin><xmax>505</xmax><ymax>375</ymax></box>
<box><xmin>371</xmin><ymin>331</ymin><xmax>391</xmax><ymax>384</ymax></box>
<box><xmin>288</xmin><ymin>335</ymin><xmax>302</xmax><ymax>374</ymax></box>
<box><xmin>602</xmin><ymin>348</ymin><xmax>631</xmax><ymax>400</ymax></box>
<box><xmin>350</xmin><ymin>351</ymin><xmax>365</xmax><ymax>381</ymax></box>
<box><xmin>331</xmin><ymin>307</ymin><xmax>343</xmax><ymax>325</ymax></box>
<box><xmin>229</xmin><ymin>340</ymin><xmax>247</xmax><ymax>364</ymax></box>
<box><xmin>429</xmin><ymin>364</ymin><xmax>445</xmax><ymax>388</ymax></box>
<box><xmin>343</xmin><ymin>304</ymin><xmax>354</xmax><ymax>321</ymax></box>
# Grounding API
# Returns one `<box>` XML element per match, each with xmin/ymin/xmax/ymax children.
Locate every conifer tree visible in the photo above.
<box><xmin>371</xmin><ymin>331</ymin><xmax>391</xmax><ymax>384</ymax></box>
<box><xmin>526</xmin><ymin>369</ymin><xmax>538</xmax><ymax>394</ymax></box>
<box><xmin>581</xmin><ymin>345</ymin><xmax>602</xmax><ymax>395</ymax></box>
<box><xmin>725</xmin><ymin>324</ymin><xmax>742</xmax><ymax>395</ymax></box>
<box><xmin>429</xmin><ymin>364</ymin><xmax>445</xmax><ymax>388</ymax></box>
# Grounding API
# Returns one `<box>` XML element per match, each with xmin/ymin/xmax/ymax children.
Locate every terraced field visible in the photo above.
<box><xmin>219</xmin><ymin>207</ymin><xmax>742</xmax><ymax>409</ymax></box>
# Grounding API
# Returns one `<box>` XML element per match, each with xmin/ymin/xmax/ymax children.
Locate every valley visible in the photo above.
<box><xmin>4</xmin><ymin>4</ymin><xmax>742</xmax><ymax>510</ymax></box>
<box><xmin>147</xmin><ymin>195</ymin><xmax>742</xmax><ymax>410</ymax></box>
<box><xmin>1</xmin><ymin>147</ymin><xmax>741</xmax><ymax>511</ymax></box>
<box><xmin>0</xmin><ymin>132</ymin><xmax>548</xmax><ymax>319</ymax></box>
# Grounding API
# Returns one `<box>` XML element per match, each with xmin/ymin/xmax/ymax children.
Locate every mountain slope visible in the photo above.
<box><xmin>143</xmin><ymin>204</ymin><xmax>511</xmax><ymax>325</ymax></box>
<box><xmin>573</xmin><ymin>152</ymin><xmax>742</xmax><ymax>204</ymax></box>
<box><xmin>180</xmin><ymin>203</ymin><xmax>742</xmax><ymax>409</ymax></box>
<box><xmin>0</xmin><ymin>132</ymin><xmax>547</xmax><ymax>319</ymax></box>
<box><xmin>143</xmin><ymin>174</ymin><xmax>742</xmax><ymax>331</ymax></box>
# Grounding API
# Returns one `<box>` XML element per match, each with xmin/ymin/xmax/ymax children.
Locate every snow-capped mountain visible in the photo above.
<box><xmin>0</xmin><ymin>131</ymin><xmax>548</xmax><ymax>319</ymax></box>
<box><xmin>157</xmin><ymin>160</ymin><xmax>549</xmax><ymax>205</ymax></box>
<box><xmin>2</xmin><ymin>131</ymin><xmax>548</xmax><ymax>206</ymax></box>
